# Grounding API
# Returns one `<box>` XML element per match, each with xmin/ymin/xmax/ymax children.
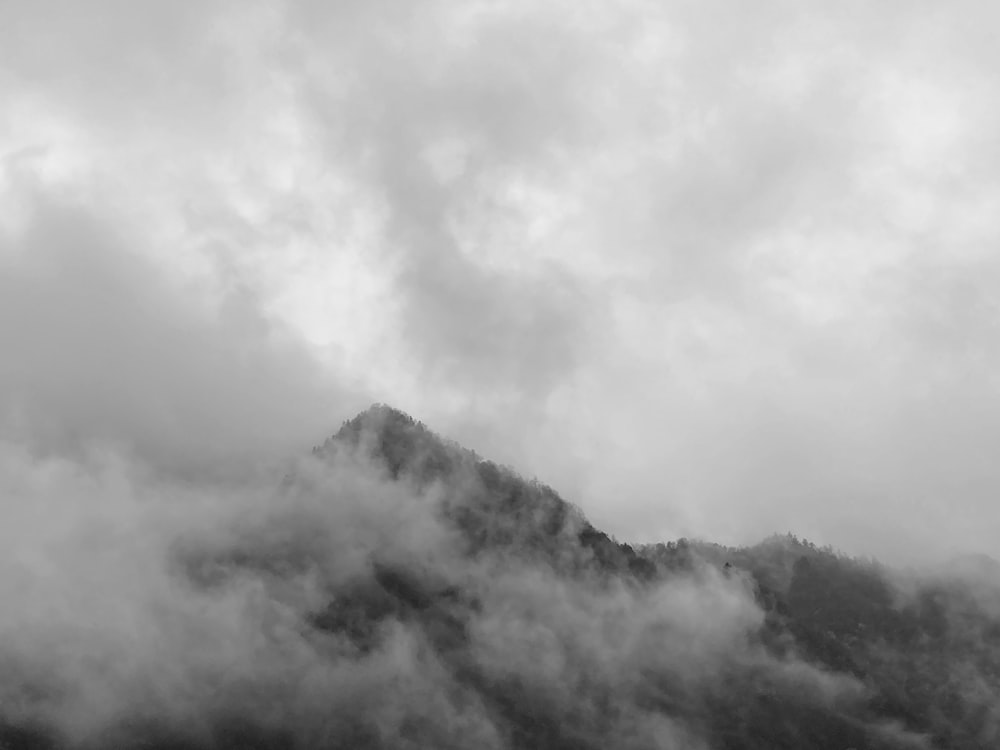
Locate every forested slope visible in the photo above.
<box><xmin>1</xmin><ymin>405</ymin><xmax>996</xmax><ymax>749</ymax></box>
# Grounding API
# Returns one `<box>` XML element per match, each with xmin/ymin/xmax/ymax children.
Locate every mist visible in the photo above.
<box><xmin>2</xmin><ymin>1</ymin><xmax>999</xmax><ymax>746</ymax></box>
<box><xmin>0</xmin><ymin>419</ymin><xmax>934</xmax><ymax>749</ymax></box>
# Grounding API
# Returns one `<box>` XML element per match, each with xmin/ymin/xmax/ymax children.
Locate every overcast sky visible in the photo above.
<box><xmin>3</xmin><ymin>0</ymin><xmax>1000</xmax><ymax>564</ymax></box>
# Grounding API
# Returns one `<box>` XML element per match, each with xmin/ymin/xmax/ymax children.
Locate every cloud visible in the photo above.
<box><xmin>4</xmin><ymin>0</ymin><xmax>1000</xmax><ymax>563</ymax></box>
<box><xmin>0</xmin><ymin>187</ymin><xmax>364</xmax><ymax>476</ymax></box>
<box><xmin>253</xmin><ymin>0</ymin><xmax>1000</xmax><ymax>562</ymax></box>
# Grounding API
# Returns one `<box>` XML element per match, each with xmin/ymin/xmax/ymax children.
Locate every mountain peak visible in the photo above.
<box><xmin>314</xmin><ymin>403</ymin><xmax>466</xmax><ymax>483</ymax></box>
<box><xmin>344</xmin><ymin>402</ymin><xmax>418</xmax><ymax>429</ymax></box>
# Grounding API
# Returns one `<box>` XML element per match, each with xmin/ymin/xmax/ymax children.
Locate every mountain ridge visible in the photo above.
<box><xmin>1</xmin><ymin>404</ymin><xmax>997</xmax><ymax>750</ymax></box>
<box><xmin>313</xmin><ymin>404</ymin><xmax>1000</xmax><ymax>748</ymax></box>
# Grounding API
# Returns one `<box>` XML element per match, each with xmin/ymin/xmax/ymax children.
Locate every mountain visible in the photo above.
<box><xmin>312</xmin><ymin>404</ymin><xmax>657</xmax><ymax>579</ymax></box>
<box><xmin>1</xmin><ymin>405</ymin><xmax>998</xmax><ymax>749</ymax></box>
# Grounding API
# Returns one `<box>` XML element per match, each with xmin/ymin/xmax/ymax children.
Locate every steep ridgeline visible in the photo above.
<box><xmin>1</xmin><ymin>405</ymin><xmax>997</xmax><ymax>750</ymax></box>
<box><xmin>312</xmin><ymin>404</ymin><xmax>657</xmax><ymax>579</ymax></box>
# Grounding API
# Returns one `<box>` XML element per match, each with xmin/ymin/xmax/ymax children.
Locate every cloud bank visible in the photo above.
<box><xmin>4</xmin><ymin>0</ymin><xmax>1000</xmax><ymax>561</ymax></box>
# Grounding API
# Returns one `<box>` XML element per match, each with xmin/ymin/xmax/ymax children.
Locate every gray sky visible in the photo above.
<box><xmin>3</xmin><ymin>0</ymin><xmax>1000</xmax><ymax>563</ymax></box>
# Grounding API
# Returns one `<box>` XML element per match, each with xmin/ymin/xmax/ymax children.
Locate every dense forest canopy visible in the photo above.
<box><xmin>1</xmin><ymin>405</ymin><xmax>997</xmax><ymax>749</ymax></box>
